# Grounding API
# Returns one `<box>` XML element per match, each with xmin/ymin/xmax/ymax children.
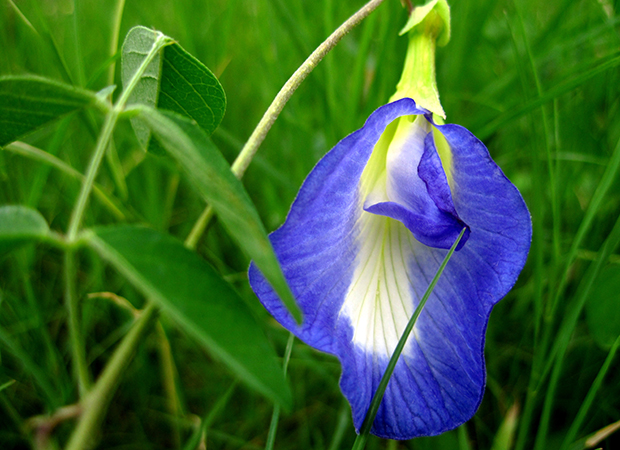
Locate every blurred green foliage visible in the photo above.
<box><xmin>1</xmin><ymin>0</ymin><xmax>620</xmax><ymax>449</ymax></box>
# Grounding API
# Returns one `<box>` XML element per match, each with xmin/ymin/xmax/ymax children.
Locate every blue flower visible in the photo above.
<box><xmin>249</xmin><ymin>97</ymin><xmax>531</xmax><ymax>439</ymax></box>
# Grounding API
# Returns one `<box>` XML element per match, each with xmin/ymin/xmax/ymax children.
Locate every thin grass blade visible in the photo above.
<box><xmin>351</xmin><ymin>227</ymin><xmax>466</xmax><ymax>450</ymax></box>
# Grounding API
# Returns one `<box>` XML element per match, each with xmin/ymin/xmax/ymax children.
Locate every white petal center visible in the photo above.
<box><xmin>340</xmin><ymin>212</ymin><xmax>419</xmax><ymax>356</ymax></box>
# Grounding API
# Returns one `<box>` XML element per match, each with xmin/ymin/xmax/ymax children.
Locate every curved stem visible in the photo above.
<box><xmin>62</xmin><ymin>33</ymin><xmax>171</xmax><ymax>403</ymax></box>
<box><xmin>66</xmin><ymin>113</ymin><xmax>117</xmax><ymax>240</ymax></box>
<box><xmin>66</xmin><ymin>31</ymin><xmax>168</xmax><ymax>241</ymax></box>
<box><xmin>185</xmin><ymin>206</ymin><xmax>214</xmax><ymax>250</ymax></box>
<box><xmin>189</xmin><ymin>0</ymin><xmax>388</xmax><ymax>248</ymax></box>
<box><xmin>231</xmin><ymin>0</ymin><xmax>387</xmax><ymax>178</ymax></box>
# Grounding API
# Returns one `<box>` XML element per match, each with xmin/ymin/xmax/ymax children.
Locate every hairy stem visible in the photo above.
<box><xmin>231</xmin><ymin>0</ymin><xmax>387</xmax><ymax>177</ymax></box>
<box><xmin>188</xmin><ymin>0</ymin><xmax>389</xmax><ymax>247</ymax></box>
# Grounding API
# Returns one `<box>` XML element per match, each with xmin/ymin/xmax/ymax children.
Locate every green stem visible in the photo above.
<box><xmin>231</xmin><ymin>0</ymin><xmax>386</xmax><ymax>179</ymax></box>
<box><xmin>185</xmin><ymin>206</ymin><xmax>214</xmax><ymax>250</ymax></box>
<box><xmin>66</xmin><ymin>31</ymin><xmax>168</xmax><ymax>241</ymax></box>
<box><xmin>66</xmin><ymin>112</ymin><xmax>117</xmax><ymax>240</ymax></box>
<box><xmin>351</xmin><ymin>228</ymin><xmax>466</xmax><ymax>450</ymax></box>
<box><xmin>264</xmin><ymin>333</ymin><xmax>295</xmax><ymax>450</ymax></box>
<box><xmin>107</xmin><ymin>0</ymin><xmax>127</xmax><ymax>86</ymax></box>
<box><xmin>62</xmin><ymin>110</ymin><xmax>119</xmax><ymax>401</ymax></box>
<box><xmin>156</xmin><ymin>322</ymin><xmax>182</xmax><ymax>449</ymax></box>
<box><xmin>62</xmin><ymin>32</ymin><xmax>171</xmax><ymax>403</ymax></box>
<box><xmin>65</xmin><ymin>302</ymin><xmax>159</xmax><ymax>450</ymax></box>
<box><xmin>64</xmin><ymin>250</ymin><xmax>91</xmax><ymax>397</ymax></box>
<box><xmin>186</xmin><ymin>0</ymin><xmax>388</xmax><ymax>248</ymax></box>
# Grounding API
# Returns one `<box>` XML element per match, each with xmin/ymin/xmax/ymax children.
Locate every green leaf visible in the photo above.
<box><xmin>136</xmin><ymin>107</ymin><xmax>302</xmax><ymax>323</ymax></box>
<box><xmin>121</xmin><ymin>26</ymin><xmax>164</xmax><ymax>149</ymax></box>
<box><xmin>0</xmin><ymin>205</ymin><xmax>50</xmax><ymax>255</ymax></box>
<box><xmin>159</xmin><ymin>43</ymin><xmax>226</xmax><ymax>135</ymax></box>
<box><xmin>85</xmin><ymin>225</ymin><xmax>292</xmax><ymax>409</ymax></box>
<box><xmin>0</xmin><ymin>75</ymin><xmax>99</xmax><ymax>146</ymax></box>
<box><xmin>586</xmin><ymin>265</ymin><xmax>620</xmax><ymax>349</ymax></box>
<box><xmin>121</xmin><ymin>26</ymin><xmax>226</xmax><ymax>152</ymax></box>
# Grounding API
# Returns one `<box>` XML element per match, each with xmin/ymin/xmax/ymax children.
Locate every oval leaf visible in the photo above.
<box><xmin>85</xmin><ymin>225</ymin><xmax>292</xmax><ymax>408</ymax></box>
<box><xmin>136</xmin><ymin>107</ymin><xmax>302</xmax><ymax>323</ymax></box>
<box><xmin>586</xmin><ymin>265</ymin><xmax>620</xmax><ymax>349</ymax></box>
<box><xmin>121</xmin><ymin>26</ymin><xmax>164</xmax><ymax>149</ymax></box>
<box><xmin>121</xmin><ymin>26</ymin><xmax>226</xmax><ymax>151</ymax></box>
<box><xmin>0</xmin><ymin>205</ymin><xmax>50</xmax><ymax>255</ymax></box>
<box><xmin>0</xmin><ymin>76</ymin><xmax>98</xmax><ymax>146</ymax></box>
<box><xmin>159</xmin><ymin>43</ymin><xmax>226</xmax><ymax>135</ymax></box>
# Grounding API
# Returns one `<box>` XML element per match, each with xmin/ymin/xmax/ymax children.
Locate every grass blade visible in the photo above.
<box><xmin>561</xmin><ymin>335</ymin><xmax>620</xmax><ymax>449</ymax></box>
<box><xmin>477</xmin><ymin>52</ymin><xmax>620</xmax><ymax>140</ymax></box>
<box><xmin>351</xmin><ymin>228</ymin><xmax>466</xmax><ymax>450</ymax></box>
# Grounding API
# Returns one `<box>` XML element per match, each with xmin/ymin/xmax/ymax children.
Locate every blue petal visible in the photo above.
<box><xmin>363</xmin><ymin>115</ymin><xmax>469</xmax><ymax>250</ymax></box>
<box><xmin>249</xmin><ymin>98</ymin><xmax>531</xmax><ymax>439</ymax></box>
<box><xmin>250</xmin><ymin>99</ymin><xmax>428</xmax><ymax>353</ymax></box>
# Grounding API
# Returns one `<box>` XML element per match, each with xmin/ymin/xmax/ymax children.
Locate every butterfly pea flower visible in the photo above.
<box><xmin>249</xmin><ymin>0</ymin><xmax>531</xmax><ymax>440</ymax></box>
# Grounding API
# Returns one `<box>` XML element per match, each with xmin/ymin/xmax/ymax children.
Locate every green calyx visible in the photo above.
<box><xmin>400</xmin><ymin>0</ymin><xmax>450</xmax><ymax>45</ymax></box>
<box><xmin>391</xmin><ymin>0</ymin><xmax>451</xmax><ymax>118</ymax></box>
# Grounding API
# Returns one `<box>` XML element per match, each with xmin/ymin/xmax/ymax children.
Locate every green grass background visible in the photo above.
<box><xmin>1</xmin><ymin>0</ymin><xmax>620</xmax><ymax>448</ymax></box>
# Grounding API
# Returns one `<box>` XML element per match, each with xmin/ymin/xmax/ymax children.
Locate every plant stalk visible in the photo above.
<box><xmin>65</xmin><ymin>302</ymin><xmax>159</xmax><ymax>450</ymax></box>
<box><xmin>62</xmin><ymin>32</ymin><xmax>171</xmax><ymax>403</ymax></box>
<box><xmin>187</xmin><ymin>0</ymin><xmax>389</xmax><ymax>248</ymax></box>
<box><xmin>64</xmin><ymin>250</ymin><xmax>91</xmax><ymax>397</ymax></box>
<box><xmin>66</xmin><ymin>112</ymin><xmax>117</xmax><ymax>241</ymax></box>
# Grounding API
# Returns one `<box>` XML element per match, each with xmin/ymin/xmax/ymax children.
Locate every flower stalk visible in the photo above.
<box><xmin>230</xmin><ymin>0</ymin><xmax>389</xmax><ymax>179</ymax></box>
<box><xmin>186</xmin><ymin>0</ymin><xmax>389</xmax><ymax>249</ymax></box>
